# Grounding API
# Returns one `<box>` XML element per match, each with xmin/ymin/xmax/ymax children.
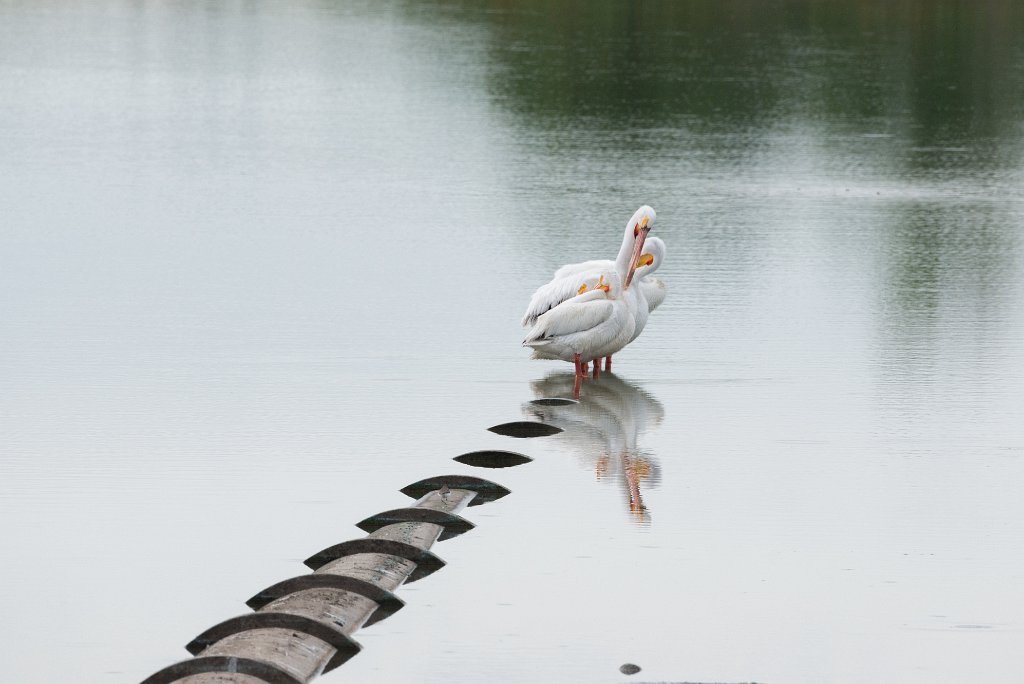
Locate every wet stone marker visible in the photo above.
<box><xmin>399</xmin><ymin>475</ymin><xmax>511</xmax><ymax>505</ymax></box>
<box><xmin>453</xmin><ymin>450</ymin><xmax>533</xmax><ymax>468</ymax></box>
<box><xmin>487</xmin><ymin>421</ymin><xmax>563</xmax><ymax>438</ymax></box>
<box><xmin>528</xmin><ymin>397</ymin><xmax>578</xmax><ymax>406</ymax></box>
<box><xmin>354</xmin><ymin>508</ymin><xmax>475</xmax><ymax>541</ymax></box>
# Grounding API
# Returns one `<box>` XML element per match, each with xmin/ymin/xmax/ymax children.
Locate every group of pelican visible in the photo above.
<box><xmin>521</xmin><ymin>205</ymin><xmax>666</xmax><ymax>394</ymax></box>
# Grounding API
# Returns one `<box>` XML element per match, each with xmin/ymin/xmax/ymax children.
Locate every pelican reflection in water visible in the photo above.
<box><xmin>525</xmin><ymin>371</ymin><xmax>664</xmax><ymax>523</ymax></box>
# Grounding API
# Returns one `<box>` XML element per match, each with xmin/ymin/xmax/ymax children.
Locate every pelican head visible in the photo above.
<box><xmin>576</xmin><ymin>270</ymin><xmax>621</xmax><ymax>298</ymax></box>
<box><xmin>634</xmin><ymin>236</ymin><xmax>666</xmax><ymax>277</ymax></box>
<box><xmin>630</xmin><ymin>205</ymin><xmax>656</xmax><ymax>239</ymax></box>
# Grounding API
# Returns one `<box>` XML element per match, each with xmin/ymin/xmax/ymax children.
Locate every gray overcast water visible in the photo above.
<box><xmin>2</xmin><ymin>1</ymin><xmax>1023</xmax><ymax>682</ymax></box>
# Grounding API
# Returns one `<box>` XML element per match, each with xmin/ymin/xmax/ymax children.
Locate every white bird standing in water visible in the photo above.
<box><xmin>522</xmin><ymin>269</ymin><xmax>636</xmax><ymax>397</ymax></box>
<box><xmin>523</xmin><ymin>206</ymin><xmax>655</xmax><ymax>327</ymax></box>
<box><xmin>522</xmin><ymin>208</ymin><xmax>653</xmax><ymax>394</ymax></box>
<box><xmin>522</xmin><ymin>205</ymin><xmax>659</xmax><ymax>373</ymax></box>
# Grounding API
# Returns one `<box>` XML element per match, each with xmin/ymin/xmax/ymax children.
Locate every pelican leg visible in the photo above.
<box><xmin>592</xmin><ymin>360</ymin><xmax>601</xmax><ymax>379</ymax></box>
<box><xmin>572</xmin><ymin>353</ymin><xmax>584</xmax><ymax>399</ymax></box>
<box><xmin>604</xmin><ymin>355</ymin><xmax>612</xmax><ymax>372</ymax></box>
<box><xmin>581</xmin><ymin>360</ymin><xmax>589</xmax><ymax>375</ymax></box>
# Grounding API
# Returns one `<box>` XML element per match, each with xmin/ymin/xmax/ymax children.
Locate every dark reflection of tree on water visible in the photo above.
<box><xmin>401</xmin><ymin>0</ymin><xmax>1024</xmax><ymax>176</ymax></box>
<box><xmin>524</xmin><ymin>372</ymin><xmax>664</xmax><ymax>524</ymax></box>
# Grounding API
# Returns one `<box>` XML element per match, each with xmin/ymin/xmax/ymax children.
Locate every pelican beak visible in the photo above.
<box><xmin>624</xmin><ymin>222</ymin><xmax>650</xmax><ymax>289</ymax></box>
<box><xmin>577</xmin><ymin>283</ymin><xmax>589</xmax><ymax>295</ymax></box>
<box><xmin>635</xmin><ymin>253</ymin><xmax>655</xmax><ymax>268</ymax></box>
<box><xmin>633</xmin><ymin>214</ymin><xmax>650</xmax><ymax>237</ymax></box>
<box><xmin>598</xmin><ymin>274</ymin><xmax>610</xmax><ymax>293</ymax></box>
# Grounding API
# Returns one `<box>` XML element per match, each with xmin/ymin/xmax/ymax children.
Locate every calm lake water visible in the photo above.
<box><xmin>2</xmin><ymin>1</ymin><xmax>1023</xmax><ymax>682</ymax></box>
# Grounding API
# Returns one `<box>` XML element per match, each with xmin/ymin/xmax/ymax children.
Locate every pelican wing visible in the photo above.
<box><xmin>552</xmin><ymin>258</ymin><xmax>613</xmax><ymax>281</ymax></box>
<box><xmin>523</xmin><ymin>295</ymin><xmax>615</xmax><ymax>346</ymax></box>
<box><xmin>521</xmin><ymin>268</ymin><xmax>607</xmax><ymax>327</ymax></box>
<box><xmin>640</xmin><ymin>277</ymin><xmax>667</xmax><ymax>313</ymax></box>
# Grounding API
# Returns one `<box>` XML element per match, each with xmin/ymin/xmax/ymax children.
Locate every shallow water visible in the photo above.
<box><xmin>2</xmin><ymin>1</ymin><xmax>1023</xmax><ymax>682</ymax></box>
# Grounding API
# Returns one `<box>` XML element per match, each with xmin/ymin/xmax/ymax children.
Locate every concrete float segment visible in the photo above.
<box><xmin>141</xmin><ymin>483</ymin><xmax>503</xmax><ymax>684</ymax></box>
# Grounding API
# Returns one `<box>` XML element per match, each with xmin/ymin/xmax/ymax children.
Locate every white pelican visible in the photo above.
<box><xmin>522</xmin><ymin>205</ymin><xmax>656</xmax><ymax>329</ymax></box>
<box><xmin>522</xmin><ymin>269</ymin><xmax>635</xmax><ymax>395</ymax></box>
<box><xmin>520</xmin><ymin>210</ymin><xmax>647</xmax><ymax>395</ymax></box>
<box><xmin>592</xmin><ymin>235</ymin><xmax>668</xmax><ymax>359</ymax></box>
<box><xmin>522</xmin><ymin>206</ymin><xmax>662</xmax><ymax>373</ymax></box>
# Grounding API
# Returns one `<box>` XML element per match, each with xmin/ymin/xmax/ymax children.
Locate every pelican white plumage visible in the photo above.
<box><xmin>522</xmin><ymin>269</ymin><xmax>637</xmax><ymax>396</ymax></box>
<box><xmin>521</xmin><ymin>205</ymin><xmax>656</xmax><ymax>329</ymax></box>
<box><xmin>522</xmin><ymin>206</ymin><xmax>664</xmax><ymax>373</ymax></box>
<box><xmin>522</xmin><ymin>209</ymin><xmax>653</xmax><ymax>399</ymax></box>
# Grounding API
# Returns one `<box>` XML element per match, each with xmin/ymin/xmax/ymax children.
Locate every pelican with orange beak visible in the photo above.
<box><xmin>522</xmin><ymin>212</ymin><xmax>652</xmax><ymax>395</ymax></box>
<box><xmin>521</xmin><ymin>205</ymin><xmax>657</xmax><ymax>374</ymax></box>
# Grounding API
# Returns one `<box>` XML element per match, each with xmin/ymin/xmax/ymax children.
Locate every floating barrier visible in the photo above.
<box><xmin>141</xmin><ymin>477</ymin><xmax>499</xmax><ymax>683</ymax></box>
<box><xmin>399</xmin><ymin>474</ymin><xmax>511</xmax><ymax>504</ymax></box>
<box><xmin>453</xmin><ymin>449</ymin><xmax>533</xmax><ymax>468</ymax></box>
<box><xmin>246</xmin><ymin>575</ymin><xmax>403</xmax><ymax>627</ymax></box>
<box><xmin>142</xmin><ymin>400</ymin><xmax>565</xmax><ymax>683</ymax></box>
<box><xmin>487</xmin><ymin>420</ymin><xmax>564</xmax><ymax>437</ymax></box>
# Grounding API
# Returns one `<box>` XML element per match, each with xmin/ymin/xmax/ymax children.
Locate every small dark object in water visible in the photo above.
<box><xmin>619</xmin><ymin>663</ymin><xmax>641</xmax><ymax>675</ymax></box>
<box><xmin>453</xmin><ymin>450</ymin><xmax>533</xmax><ymax>468</ymax></box>
<box><xmin>528</xmin><ymin>397</ymin><xmax>577</xmax><ymax>406</ymax></box>
<box><xmin>488</xmin><ymin>421</ymin><xmax>563</xmax><ymax>437</ymax></box>
<box><xmin>400</xmin><ymin>474</ymin><xmax>511</xmax><ymax>504</ymax></box>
